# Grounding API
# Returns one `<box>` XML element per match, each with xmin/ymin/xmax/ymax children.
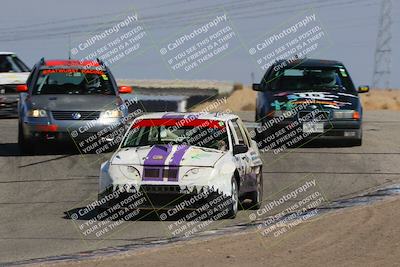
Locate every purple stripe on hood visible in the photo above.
<box><xmin>167</xmin><ymin>145</ymin><xmax>190</xmax><ymax>181</ymax></box>
<box><xmin>142</xmin><ymin>145</ymin><xmax>172</xmax><ymax>181</ymax></box>
<box><xmin>169</xmin><ymin>145</ymin><xmax>190</xmax><ymax>166</ymax></box>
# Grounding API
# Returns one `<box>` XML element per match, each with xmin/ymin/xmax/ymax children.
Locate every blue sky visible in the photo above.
<box><xmin>1</xmin><ymin>0</ymin><xmax>399</xmax><ymax>88</ymax></box>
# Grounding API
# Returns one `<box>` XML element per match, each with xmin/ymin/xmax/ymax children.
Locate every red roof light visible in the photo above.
<box><xmin>132</xmin><ymin>119</ymin><xmax>225</xmax><ymax>129</ymax></box>
<box><xmin>44</xmin><ymin>60</ymin><xmax>100</xmax><ymax>67</ymax></box>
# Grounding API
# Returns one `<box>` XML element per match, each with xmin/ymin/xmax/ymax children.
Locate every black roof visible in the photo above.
<box><xmin>275</xmin><ymin>58</ymin><xmax>344</xmax><ymax>68</ymax></box>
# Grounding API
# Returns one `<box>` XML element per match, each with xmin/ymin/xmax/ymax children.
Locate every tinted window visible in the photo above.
<box><xmin>228</xmin><ymin>124</ymin><xmax>236</xmax><ymax>147</ymax></box>
<box><xmin>0</xmin><ymin>55</ymin><xmax>30</xmax><ymax>73</ymax></box>
<box><xmin>232</xmin><ymin>120</ymin><xmax>248</xmax><ymax>147</ymax></box>
<box><xmin>267</xmin><ymin>67</ymin><xmax>355</xmax><ymax>92</ymax></box>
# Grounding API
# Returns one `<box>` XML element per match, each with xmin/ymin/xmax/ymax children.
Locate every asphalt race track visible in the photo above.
<box><xmin>0</xmin><ymin>111</ymin><xmax>399</xmax><ymax>264</ymax></box>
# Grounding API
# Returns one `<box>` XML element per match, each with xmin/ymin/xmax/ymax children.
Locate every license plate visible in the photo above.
<box><xmin>303</xmin><ymin>122</ymin><xmax>324</xmax><ymax>133</ymax></box>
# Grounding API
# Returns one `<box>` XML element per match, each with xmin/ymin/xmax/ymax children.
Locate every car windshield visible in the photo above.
<box><xmin>32</xmin><ymin>68</ymin><xmax>115</xmax><ymax>95</ymax></box>
<box><xmin>0</xmin><ymin>54</ymin><xmax>30</xmax><ymax>73</ymax></box>
<box><xmin>267</xmin><ymin>67</ymin><xmax>355</xmax><ymax>92</ymax></box>
<box><xmin>122</xmin><ymin>119</ymin><xmax>229</xmax><ymax>151</ymax></box>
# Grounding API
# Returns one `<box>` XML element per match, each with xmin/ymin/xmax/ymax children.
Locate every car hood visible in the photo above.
<box><xmin>0</xmin><ymin>72</ymin><xmax>29</xmax><ymax>85</ymax></box>
<box><xmin>111</xmin><ymin>144</ymin><xmax>225</xmax><ymax>167</ymax></box>
<box><xmin>29</xmin><ymin>94</ymin><xmax>121</xmax><ymax>111</ymax></box>
<box><xmin>265</xmin><ymin>90</ymin><xmax>359</xmax><ymax>111</ymax></box>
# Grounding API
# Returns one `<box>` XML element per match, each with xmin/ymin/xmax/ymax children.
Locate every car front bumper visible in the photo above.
<box><xmin>98</xmin><ymin>184</ymin><xmax>225</xmax><ymax>210</ymax></box>
<box><xmin>22</xmin><ymin>117</ymin><xmax>125</xmax><ymax>143</ymax></box>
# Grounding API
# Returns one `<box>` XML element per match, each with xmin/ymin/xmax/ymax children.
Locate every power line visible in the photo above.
<box><xmin>0</xmin><ymin>0</ymin><xmax>370</xmax><ymax>42</ymax></box>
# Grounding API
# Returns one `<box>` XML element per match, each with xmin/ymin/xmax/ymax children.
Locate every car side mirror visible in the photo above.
<box><xmin>118</xmin><ymin>85</ymin><xmax>133</xmax><ymax>94</ymax></box>
<box><xmin>16</xmin><ymin>84</ymin><xmax>28</xmax><ymax>92</ymax></box>
<box><xmin>233</xmin><ymin>144</ymin><xmax>248</xmax><ymax>155</ymax></box>
<box><xmin>358</xmin><ymin>85</ymin><xmax>369</xmax><ymax>93</ymax></box>
<box><xmin>252</xmin><ymin>83</ymin><xmax>262</xmax><ymax>91</ymax></box>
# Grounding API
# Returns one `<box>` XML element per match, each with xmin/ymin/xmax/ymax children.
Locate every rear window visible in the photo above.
<box><xmin>0</xmin><ymin>54</ymin><xmax>30</xmax><ymax>73</ymax></box>
<box><xmin>32</xmin><ymin>68</ymin><xmax>115</xmax><ymax>95</ymax></box>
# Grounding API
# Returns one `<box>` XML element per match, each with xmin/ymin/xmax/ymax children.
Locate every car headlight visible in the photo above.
<box><xmin>27</xmin><ymin>109</ymin><xmax>48</xmax><ymax>118</ymax></box>
<box><xmin>119</xmin><ymin>165</ymin><xmax>141</xmax><ymax>180</ymax></box>
<box><xmin>183</xmin><ymin>168</ymin><xmax>201</xmax><ymax>177</ymax></box>
<box><xmin>183</xmin><ymin>168</ymin><xmax>216</xmax><ymax>179</ymax></box>
<box><xmin>332</xmin><ymin>110</ymin><xmax>360</xmax><ymax>119</ymax></box>
<box><xmin>101</xmin><ymin>109</ymin><xmax>122</xmax><ymax>118</ymax></box>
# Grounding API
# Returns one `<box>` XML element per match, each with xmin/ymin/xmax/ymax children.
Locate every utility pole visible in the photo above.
<box><xmin>372</xmin><ymin>0</ymin><xmax>392</xmax><ymax>89</ymax></box>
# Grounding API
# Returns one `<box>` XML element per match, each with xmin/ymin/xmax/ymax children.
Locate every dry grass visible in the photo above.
<box><xmin>361</xmin><ymin>89</ymin><xmax>400</xmax><ymax>110</ymax></box>
<box><xmin>192</xmin><ymin>86</ymin><xmax>256</xmax><ymax>112</ymax></box>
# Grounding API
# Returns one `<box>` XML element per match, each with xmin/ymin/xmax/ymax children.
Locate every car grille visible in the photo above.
<box><xmin>164</xmin><ymin>169</ymin><xmax>178</xmax><ymax>179</ymax></box>
<box><xmin>143</xmin><ymin>168</ymin><xmax>160</xmax><ymax>178</ymax></box>
<box><xmin>141</xmin><ymin>185</ymin><xmax>182</xmax><ymax>194</ymax></box>
<box><xmin>51</xmin><ymin>111</ymin><xmax>100</xmax><ymax>120</ymax></box>
<box><xmin>143</xmin><ymin>167</ymin><xmax>179</xmax><ymax>180</ymax></box>
<box><xmin>298</xmin><ymin>111</ymin><xmax>330</xmax><ymax>122</ymax></box>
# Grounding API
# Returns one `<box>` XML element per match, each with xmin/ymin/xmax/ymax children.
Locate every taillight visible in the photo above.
<box><xmin>35</xmin><ymin>125</ymin><xmax>58</xmax><ymax>132</ymax></box>
<box><xmin>353</xmin><ymin>111</ymin><xmax>361</xmax><ymax>120</ymax></box>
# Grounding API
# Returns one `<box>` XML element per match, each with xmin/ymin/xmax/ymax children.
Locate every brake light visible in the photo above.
<box><xmin>35</xmin><ymin>125</ymin><xmax>58</xmax><ymax>132</ymax></box>
<box><xmin>353</xmin><ymin>111</ymin><xmax>361</xmax><ymax>120</ymax></box>
<box><xmin>16</xmin><ymin>84</ymin><xmax>28</xmax><ymax>92</ymax></box>
<box><xmin>118</xmin><ymin>86</ymin><xmax>133</xmax><ymax>94</ymax></box>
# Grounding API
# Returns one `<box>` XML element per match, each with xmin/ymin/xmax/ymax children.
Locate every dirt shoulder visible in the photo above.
<box><xmin>192</xmin><ymin>88</ymin><xmax>400</xmax><ymax>112</ymax></box>
<box><xmin>39</xmin><ymin>196</ymin><xmax>400</xmax><ymax>267</ymax></box>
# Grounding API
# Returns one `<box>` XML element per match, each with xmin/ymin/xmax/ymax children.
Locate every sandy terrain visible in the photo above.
<box><xmin>38</xmin><ymin>196</ymin><xmax>400</xmax><ymax>267</ymax></box>
<box><xmin>362</xmin><ymin>90</ymin><xmax>400</xmax><ymax>110</ymax></box>
<box><xmin>192</xmin><ymin>88</ymin><xmax>400</xmax><ymax>112</ymax></box>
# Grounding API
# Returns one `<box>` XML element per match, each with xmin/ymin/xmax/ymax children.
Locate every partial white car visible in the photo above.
<box><xmin>0</xmin><ymin>52</ymin><xmax>30</xmax><ymax>117</ymax></box>
<box><xmin>99</xmin><ymin>112</ymin><xmax>263</xmax><ymax>218</ymax></box>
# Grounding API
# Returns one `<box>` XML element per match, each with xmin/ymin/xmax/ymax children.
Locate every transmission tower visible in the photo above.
<box><xmin>372</xmin><ymin>0</ymin><xmax>392</xmax><ymax>89</ymax></box>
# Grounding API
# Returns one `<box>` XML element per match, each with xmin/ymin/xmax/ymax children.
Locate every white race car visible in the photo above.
<box><xmin>0</xmin><ymin>52</ymin><xmax>30</xmax><ymax>117</ymax></box>
<box><xmin>99</xmin><ymin>112</ymin><xmax>263</xmax><ymax>218</ymax></box>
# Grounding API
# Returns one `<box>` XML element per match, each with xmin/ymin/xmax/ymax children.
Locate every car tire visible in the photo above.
<box><xmin>18</xmin><ymin>122</ymin><xmax>34</xmax><ymax>154</ymax></box>
<box><xmin>224</xmin><ymin>177</ymin><xmax>239</xmax><ymax>219</ymax></box>
<box><xmin>249</xmin><ymin>171</ymin><xmax>263</xmax><ymax>210</ymax></box>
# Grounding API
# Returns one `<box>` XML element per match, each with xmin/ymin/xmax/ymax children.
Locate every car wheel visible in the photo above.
<box><xmin>249</xmin><ymin>171</ymin><xmax>263</xmax><ymax>210</ymax></box>
<box><xmin>18</xmin><ymin>122</ymin><xmax>34</xmax><ymax>154</ymax></box>
<box><xmin>224</xmin><ymin>177</ymin><xmax>239</xmax><ymax>219</ymax></box>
